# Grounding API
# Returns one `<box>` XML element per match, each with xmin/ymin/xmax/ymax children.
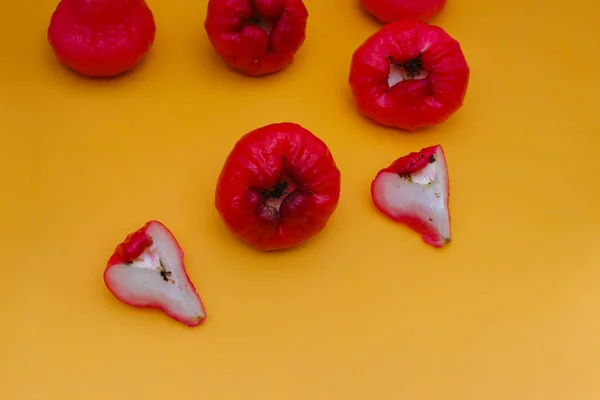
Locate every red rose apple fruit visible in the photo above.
<box><xmin>215</xmin><ymin>123</ymin><xmax>341</xmax><ymax>251</ymax></box>
<box><xmin>104</xmin><ymin>221</ymin><xmax>207</xmax><ymax>327</ymax></box>
<box><xmin>48</xmin><ymin>0</ymin><xmax>156</xmax><ymax>77</ymax></box>
<box><xmin>360</xmin><ymin>0</ymin><xmax>447</xmax><ymax>23</ymax></box>
<box><xmin>204</xmin><ymin>0</ymin><xmax>309</xmax><ymax>76</ymax></box>
<box><xmin>371</xmin><ymin>145</ymin><xmax>451</xmax><ymax>248</ymax></box>
<box><xmin>349</xmin><ymin>19</ymin><xmax>470</xmax><ymax>131</ymax></box>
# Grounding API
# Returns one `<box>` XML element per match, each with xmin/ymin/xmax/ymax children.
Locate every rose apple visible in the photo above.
<box><xmin>215</xmin><ymin>123</ymin><xmax>341</xmax><ymax>251</ymax></box>
<box><xmin>360</xmin><ymin>0</ymin><xmax>447</xmax><ymax>23</ymax></box>
<box><xmin>371</xmin><ymin>145</ymin><xmax>451</xmax><ymax>248</ymax></box>
<box><xmin>349</xmin><ymin>19</ymin><xmax>470</xmax><ymax>131</ymax></box>
<box><xmin>48</xmin><ymin>0</ymin><xmax>156</xmax><ymax>78</ymax></box>
<box><xmin>104</xmin><ymin>221</ymin><xmax>207</xmax><ymax>327</ymax></box>
<box><xmin>204</xmin><ymin>0</ymin><xmax>309</xmax><ymax>76</ymax></box>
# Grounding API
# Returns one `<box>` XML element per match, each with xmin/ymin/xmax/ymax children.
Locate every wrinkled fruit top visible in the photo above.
<box><xmin>215</xmin><ymin>122</ymin><xmax>341</xmax><ymax>251</ymax></box>
<box><xmin>48</xmin><ymin>0</ymin><xmax>156</xmax><ymax>77</ymax></box>
<box><xmin>204</xmin><ymin>0</ymin><xmax>309</xmax><ymax>76</ymax></box>
<box><xmin>349</xmin><ymin>19</ymin><xmax>470</xmax><ymax>131</ymax></box>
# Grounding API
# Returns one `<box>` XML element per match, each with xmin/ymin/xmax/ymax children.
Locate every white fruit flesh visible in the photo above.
<box><xmin>387</xmin><ymin>58</ymin><xmax>429</xmax><ymax>88</ymax></box>
<box><xmin>105</xmin><ymin>223</ymin><xmax>205</xmax><ymax>324</ymax></box>
<box><xmin>374</xmin><ymin>147</ymin><xmax>450</xmax><ymax>242</ymax></box>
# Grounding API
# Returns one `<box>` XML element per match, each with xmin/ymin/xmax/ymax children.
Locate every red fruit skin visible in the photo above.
<box><xmin>204</xmin><ymin>0</ymin><xmax>309</xmax><ymax>76</ymax></box>
<box><xmin>215</xmin><ymin>123</ymin><xmax>341</xmax><ymax>251</ymax></box>
<box><xmin>48</xmin><ymin>0</ymin><xmax>156</xmax><ymax>78</ymax></box>
<box><xmin>349</xmin><ymin>19</ymin><xmax>470</xmax><ymax>131</ymax></box>
<box><xmin>371</xmin><ymin>145</ymin><xmax>450</xmax><ymax>248</ymax></box>
<box><xmin>360</xmin><ymin>0</ymin><xmax>447</xmax><ymax>23</ymax></box>
<box><xmin>384</xmin><ymin>145</ymin><xmax>439</xmax><ymax>176</ymax></box>
<box><xmin>104</xmin><ymin>221</ymin><xmax>207</xmax><ymax>327</ymax></box>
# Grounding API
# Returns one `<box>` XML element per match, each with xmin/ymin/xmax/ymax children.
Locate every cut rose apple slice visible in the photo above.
<box><xmin>104</xmin><ymin>221</ymin><xmax>206</xmax><ymax>327</ymax></box>
<box><xmin>371</xmin><ymin>145</ymin><xmax>451</xmax><ymax>248</ymax></box>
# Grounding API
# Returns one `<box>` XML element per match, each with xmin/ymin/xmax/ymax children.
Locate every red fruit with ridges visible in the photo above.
<box><xmin>204</xmin><ymin>0</ymin><xmax>309</xmax><ymax>76</ymax></box>
<box><xmin>371</xmin><ymin>145</ymin><xmax>451</xmax><ymax>248</ymax></box>
<box><xmin>104</xmin><ymin>221</ymin><xmax>207</xmax><ymax>327</ymax></box>
<box><xmin>349</xmin><ymin>19</ymin><xmax>470</xmax><ymax>131</ymax></box>
<box><xmin>48</xmin><ymin>0</ymin><xmax>156</xmax><ymax>77</ymax></box>
<box><xmin>360</xmin><ymin>0</ymin><xmax>447</xmax><ymax>23</ymax></box>
<box><xmin>215</xmin><ymin>122</ymin><xmax>341</xmax><ymax>251</ymax></box>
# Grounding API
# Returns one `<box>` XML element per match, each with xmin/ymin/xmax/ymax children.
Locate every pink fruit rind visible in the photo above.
<box><xmin>382</xmin><ymin>145</ymin><xmax>440</xmax><ymax>175</ymax></box>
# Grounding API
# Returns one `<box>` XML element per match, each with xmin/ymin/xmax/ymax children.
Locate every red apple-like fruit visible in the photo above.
<box><xmin>48</xmin><ymin>0</ymin><xmax>156</xmax><ymax>78</ymax></box>
<box><xmin>360</xmin><ymin>0</ymin><xmax>447</xmax><ymax>23</ymax></box>
<box><xmin>215</xmin><ymin>122</ymin><xmax>341</xmax><ymax>251</ymax></box>
<box><xmin>104</xmin><ymin>221</ymin><xmax>207</xmax><ymax>327</ymax></box>
<box><xmin>349</xmin><ymin>19</ymin><xmax>470</xmax><ymax>131</ymax></box>
<box><xmin>204</xmin><ymin>0</ymin><xmax>309</xmax><ymax>76</ymax></box>
<box><xmin>371</xmin><ymin>145</ymin><xmax>451</xmax><ymax>248</ymax></box>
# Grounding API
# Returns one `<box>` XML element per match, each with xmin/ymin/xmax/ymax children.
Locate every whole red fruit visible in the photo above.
<box><xmin>215</xmin><ymin>123</ymin><xmax>341</xmax><ymax>251</ymax></box>
<box><xmin>48</xmin><ymin>0</ymin><xmax>156</xmax><ymax>78</ymax></box>
<box><xmin>349</xmin><ymin>19</ymin><xmax>470</xmax><ymax>131</ymax></box>
<box><xmin>360</xmin><ymin>0</ymin><xmax>447</xmax><ymax>23</ymax></box>
<box><xmin>204</xmin><ymin>0</ymin><xmax>309</xmax><ymax>76</ymax></box>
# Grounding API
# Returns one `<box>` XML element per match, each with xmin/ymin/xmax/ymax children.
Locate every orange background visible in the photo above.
<box><xmin>2</xmin><ymin>0</ymin><xmax>600</xmax><ymax>399</ymax></box>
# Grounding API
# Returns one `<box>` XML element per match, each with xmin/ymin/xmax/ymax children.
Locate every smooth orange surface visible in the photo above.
<box><xmin>2</xmin><ymin>1</ymin><xmax>600</xmax><ymax>399</ymax></box>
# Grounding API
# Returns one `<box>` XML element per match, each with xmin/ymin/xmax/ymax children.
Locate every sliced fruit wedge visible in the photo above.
<box><xmin>371</xmin><ymin>145</ymin><xmax>451</xmax><ymax>248</ymax></box>
<box><xmin>104</xmin><ymin>221</ymin><xmax>206</xmax><ymax>327</ymax></box>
